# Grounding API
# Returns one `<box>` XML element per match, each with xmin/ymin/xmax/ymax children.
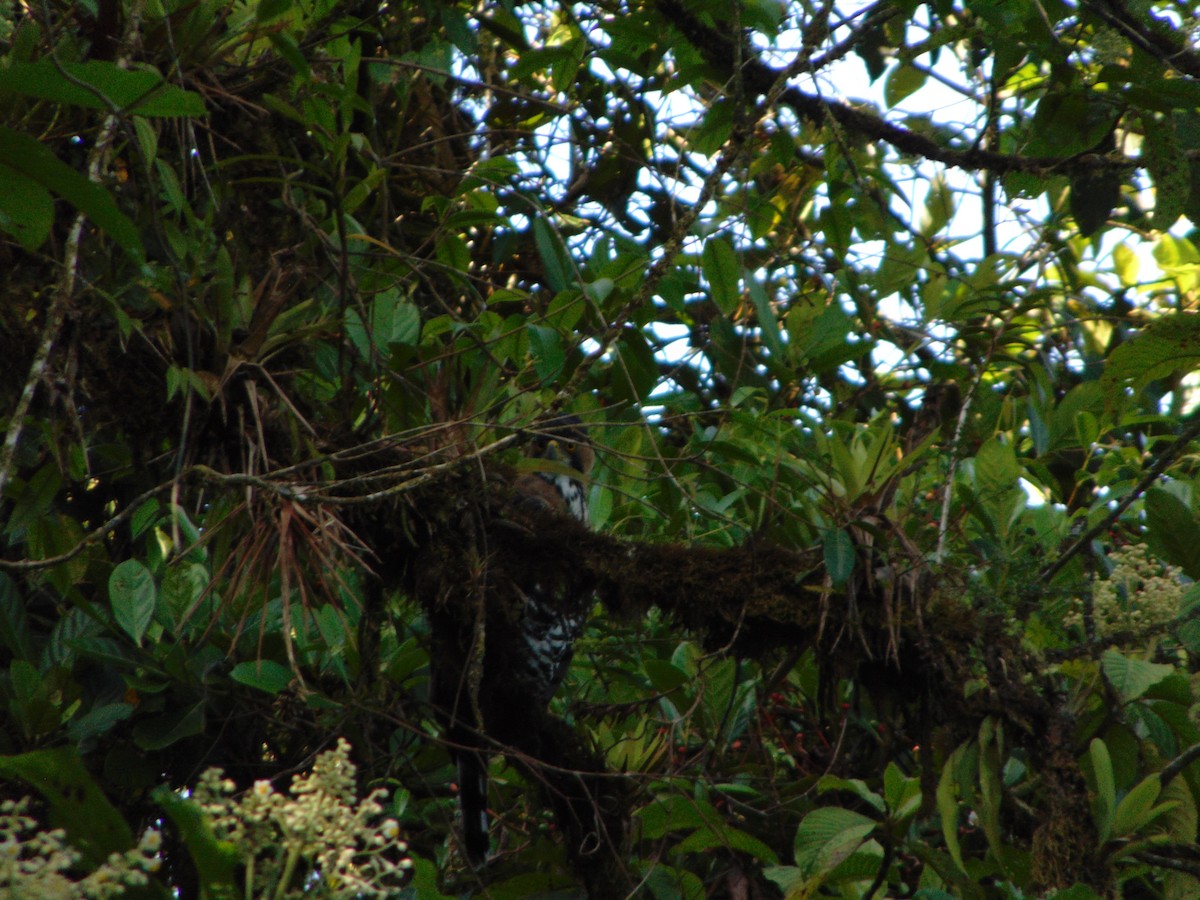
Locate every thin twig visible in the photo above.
<box><xmin>1040</xmin><ymin>416</ymin><xmax>1200</xmax><ymax>582</ymax></box>
<box><xmin>1</xmin><ymin>2</ymin><xmax>145</xmax><ymax>500</ymax></box>
<box><xmin>0</xmin><ymin>131</ymin><xmax>123</xmax><ymax>501</ymax></box>
<box><xmin>935</xmin><ymin>374</ymin><xmax>979</xmax><ymax>563</ymax></box>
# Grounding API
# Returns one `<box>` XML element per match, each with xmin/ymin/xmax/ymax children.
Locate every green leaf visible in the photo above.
<box><xmin>0</xmin><ymin>747</ymin><xmax>133</xmax><ymax>866</ymax></box>
<box><xmin>817</xmin><ymin>775</ymin><xmax>885</xmax><ymax>814</ymax></box>
<box><xmin>920</xmin><ymin>176</ymin><xmax>955</xmax><ymax>237</ymax></box>
<box><xmin>159</xmin><ymin>562</ymin><xmax>211</xmax><ymax>636</ymax></box>
<box><xmin>936</xmin><ymin>745</ymin><xmax>969</xmax><ymax>873</ymax></box>
<box><xmin>644</xmin><ymin>658</ymin><xmax>689</xmax><ymax>698</ymax></box>
<box><xmin>109</xmin><ymin>559</ymin><xmax>157</xmax><ymax>645</ymax></box>
<box><xmin>1025</xmin><ymin>90</ymin><xmax>1118</xmax><ymax>157</ymax></box>
<box><xmin>797</xmin><ymin>300</ymin><xmax>853</xmax><ymax>370</ymax></box>
<box><xmin>702</xmin><ymin>236</ymin><xmax>741</xmax><ymax>316</ymax></box>
<box><xmin>229</xmin><ymin>659</ymin><xmax>295</xmax><ymax>694</ymax></box>
<box><xmin>1070</xmin><ymin>168</ymin><xmax>1121</xmax><ymax>238</ymax></box>
<box><xmin>636</xmin><ymin>794</ymin><xmax>713</xmax><ymax>840</ymax></box>
<box><xmin>747</xmin><ymin>277</ymin><xmax>786</xmax><ymax>366</ymax></box>
<box><xmin>793</xmin><ymin>807</ymin><xmax>876</xmax><ymax>875</ymax></box>
<box><xmin>133</xmin><ymin>701</ymin><xmax>206</xmax><ymax>751</ymax></box>
<box><xmin>67</xmin><ymin>702</ymin><xmax>134</xmax><ymax>744</ymax></box>
<box><xmin>346</xmin><ymin>291</ymin><xmax>422</xmax><ymax>360</ymax></box>
<box><xmin>1101</xmin><ymin>649</ymin><xmax>1174</xmax><ymax>704</ymax></box>
<box><xmin>0</xmin><ymin>58</ymin><xmax>205</xmax><ymax>116</ymax></box>
<box><xmin>256</xmin><ymin>0</ymin><xmax>293</xmax><ymax>22</ymax></box>
<box><xmin>884</xmin><ymin>63</ymin><xmax>927</xmax><ymax>108</ymax></box>
<box><xmin>0</xmin><ymin>126</ymin><xmax>143</xmax><ymax>260</ymax></box>
<box><xmin>1145</xmin><ymin>487</ymin><xmax>1200</xmax><ymax>580</ymax></box>
<box><xmin>977</xmin><ymin>723</ymin><xmax>1005</xmax><ymax>857</ymax></box>
<box><xmin>1143</xmin><ymin>112</ymin><xmax>1189</xmax><ymax>231</ymax></box>
<box><xmin>1101</xmin><ymin>313</ymin><xmax>1200</xmax><ymax>410</ymax></box>
<box><xmin>528</xmin><ymin>325</ymin><xmax>565</xmax><ymax>382</ymax></box>
<box><xmin>883</xmin><ymin>761</ymin><xmax>922</xmax><ymax>823</ymax></box>
<box><xmin>674</xmin><ymin>820</ymin><xmax>779</xmax><ymax>864</ymax></box>
<box><xmin>1109</xmin><ymin>775</ymin><xmax>1166</xmax><ymax>838</ymax></box>
<box><xmin>154</xmin><ymin>786</ymin><xmax>240</xmax><ymax>890</ymax></box>
<box><xmin>1089</xmin><ymin>738</ymin><xmax>1116</xmax><ymax>842</ymax></box>
<box><xmin>613</xmin><ymin>329</ymin><xmax>659</xmax><ymax>404</ymax></box>
<box><xmin>0</xmin><ymin>160</ymin><xmax>53</xmax><ymax>250</ymax></box>
<box><xmin>0</xmin><ymin>574</ymin><xmax>34</xmax><ymax>661</ymax></box>
<box><xmin>822</xmin><ymin>528</ymin><xmax>855</xmax><ymax>586</ymax></box>
<box><xmin>533</xmin><ymin>218</ymin><xmax>572</xmax><ymax>292</ymax></box>
<box><xmin>1113</xmin><ymin>243</ymin><xmax>1139</xmax><ymax>286</ymax></box>
<box><xmin>763</xmin><ymin>865</ymin><xmax>803</xmax><ymax>893</ymax></box>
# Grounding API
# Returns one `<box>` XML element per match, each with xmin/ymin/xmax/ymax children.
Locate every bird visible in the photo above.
<box><xmin>430</xmin><ymin>415</ymin><xmax>596</xmax><ymax>866</ymax></box>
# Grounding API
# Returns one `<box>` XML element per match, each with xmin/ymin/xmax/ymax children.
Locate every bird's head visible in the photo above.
<box><xmin>529</xmin><ymin>415</ymin><xmax>595</xmax><ymax>483</ymax></box>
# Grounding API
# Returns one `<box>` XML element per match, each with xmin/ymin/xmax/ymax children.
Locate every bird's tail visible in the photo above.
<box><xmin>457</xmin><ymin>750</ymin><xmax>490</xmax><ymax>865</ymax></box>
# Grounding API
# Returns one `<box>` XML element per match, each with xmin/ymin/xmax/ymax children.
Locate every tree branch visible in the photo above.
<box><xmin>654</xmin><ymin>0</ymin><xmax>1173</xmax><ymax>178</ymax></box>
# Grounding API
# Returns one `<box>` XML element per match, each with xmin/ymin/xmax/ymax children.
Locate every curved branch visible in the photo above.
<box><xmin>654</xmin><ymin>0</ymin><xmax>1172</xmax><ymax>178</ymax></box>
<box><xmin>1040</xmin><ymin>415</ymin><xmax>1200</xmax><ymax>582</ymax></box>
<box><xmin>1081</xmin><ymin>0</ymin><xmax>1200</xmax><ymax>79</ymax></box>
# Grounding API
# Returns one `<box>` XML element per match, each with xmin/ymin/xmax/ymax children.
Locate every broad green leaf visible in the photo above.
<box><xmin>822</xmin><ymin>528</ymin><xmax>855</xmax><ymax>586</ymax></box>
<box><xmin>936</xmin><ymin>745</ymin><xmax>969</xmax><ymax>872</ymax></box>
<box><xmin>793</xmin><ymin>807</ymin><xmax>876</xmax><ymax>875</ymax></box>
<box><xmin>1025</xmin><ymin>90</ymin><xmax>1118</xmax><ymax>157</ymax></box>
<box><xmin>674</xmin><ymin>820</ymin><xmax>779</xmax><ymax>864</ymax></box>
<box><xmin>643</xmin><ymin>659</ymin><xmax>689</xmax><ymax>697</ymax></box>
<box><xmin>637</xmin><ymin>863</ymin><xmax>706</xmax><ymax>900</ymax></box>
<box><xmin>613</xmin><ymin>329</ymin><xmax>658</xmax><ymax>404</ymax></box>
<box><xmin>154</xmin><ymin>786</ymin><xmax>240</xmax><ymax>890</ymax></box>
<box><xmin>702</xmin><ymin>236</ymin><xmax>741</xmax><ymax>316</ymax></box>
<box><xmin>1101</xmin><ymin>650</ymin><xmax>1174</xmax><ymax>704</ymax></box>
<box><xmin>0</xmin><ymin>160</ymin><xmax>52</xmax><ymax>250</ymax></box>
<box><xmin>1159</xmin><ymin>773</ymin><xmax>1198</xmax><ymax>845</ymax></box>
<box><xmin>885</xmin><ymin>63</ymin><xmax>926</xmax><ymax>108</ymax></box>
<box><xmin>256</xmin><ymin>0</ymin><xmax>293</xmax><ymax>23</ymax></box>
<box><xmin>883</xmin><ymin>762</ymin><xmax>922</xmax><ymax>822</ymax></box>
<box><xmin>817</xmin><ymin>775</ymin><xmax>885</xmax><ymax>814</ymax></box>
<box><xmin>920</xmin><ymin>176</ymin><xmax>954</xmax><ymax>236</ymax></box>
<box><xmin>974</xmin><ymin>437</ymin><xmax>1021</xmax><ymax>498</ymax></box>
<box><xmin>1143</xmin><ymin>112</ymin><xmax>1189</xmax><ymax>231</ymax></box>
<box><xmin>1100</xmin><ymin>313</ymin><xmax>1200</xmax><ymax>410</ymax></box>
<box><xmin>584</xmin><ymin>277</ymin><xmax>614</xmax><ymax>303</ymax></box>
<box><xmin>528</xmin><ymin>325</ymin><xmax>565</xmax><ymax>382</ymax></box>
<box><xmin>977</xmin><ymin>727</ymin><xmax>1004</xmax><ymax>856</ymax></box>
<box><xmin>763</xmin><ymin>865</ymin><xmax>803</xmax><ymax>893</ymax></box>
<box><xmin>159</xmin><ymin>562</ymin><xmax>211</xmax><ymax>636</ymax></box>
<box><xmin>0</xmin><ymin>573</ymin><xmax>34</xmax><ymax>661</ymax></box>
<box><xmin>67</xmin><ymin>702</ymin><xmax>134</xmax><ymax>744</ymax></box>
<box><xmin>1089</xmin><ymin>738</ymin><xmax>1116</xmax><ymax>842</ymax></box>
<box><xmin>637</xmin><ymin>794</ymin><xmax>714</xmax><ymax>840</ymax></box>
<box><xmin>533</xmin><ymin>218</ymin><xmax>572</xmax><ymax>292</ymax></box>
<box><xmin>109</xmin><ymin>559</ymin><xmax>157</xmax><ymax>645</ymax></box>
<box><xmin>0</xmin><ymin>747</ymin><xmax>133</xmax><ymax>866</ymax></box>
<box><xmin>1112</xmin><ymin>243</ymin><xmax>1139</xmax><ymax>286</ymax></box>
<box><xmin>748</xmin><ymin>277</ymin><xmax>786</xmax><ymax>364</ymax></box>
<box><xmin>230</xmin><ymin>659</ymin><xmax>295</xmax><ymax>694</ymax></box>
<box><xmin>133</xmin><ymin>701</ymin><xmax>206</xmax><ymax>751</ymax></box>
<box><xmin>130</xmin><ymin>499</ymin><xmax>162</xmax><ymax>540</ymax></box>
<box><xmin>1070</xmin><ymin>168</ymin><xmax>1120</xmax><ymax>238</ymax></box>
<box><xmin>0</xmin><ymin>58</ymin><xmax>205</xmax><ymax>116</ymax></box>
<box><xmin>1109</xmin><ymin>775</ymin><xmax>1166</xmax><ymax>839</ymax></box>
<box><xmin>0</xmin><ymin>126</ymin><xmax>143</xmax><ymax>259</ymax></box>
<box><xmin>800</xmin><ymin>301</ymin><xmax>854</xmax><ymax>371</ymax></box>
<box><xmin>346</xmin><ymin>292</ymin><xmax>422</xmax><ymax>360</ymax></box>
<box><xmin>1144</xmin><ymin>487</ymin><xmax>1200</xmax><ymax>580</ymax></box>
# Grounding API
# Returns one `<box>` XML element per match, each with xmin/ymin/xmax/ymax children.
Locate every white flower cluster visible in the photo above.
<box><xmin>1066</xmin><ymin>543</ymin><xmax>1187</xmax><ymax>638</ymax></box>
<box><xmin>192</xmin><ymin>737</ymin><xmax>413</xmax><ymax>898</ymax></box>
<box><xmin>0</xmin><ymin>798</ymin><xmax>162</xmax><ymax>899</ymax></box>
